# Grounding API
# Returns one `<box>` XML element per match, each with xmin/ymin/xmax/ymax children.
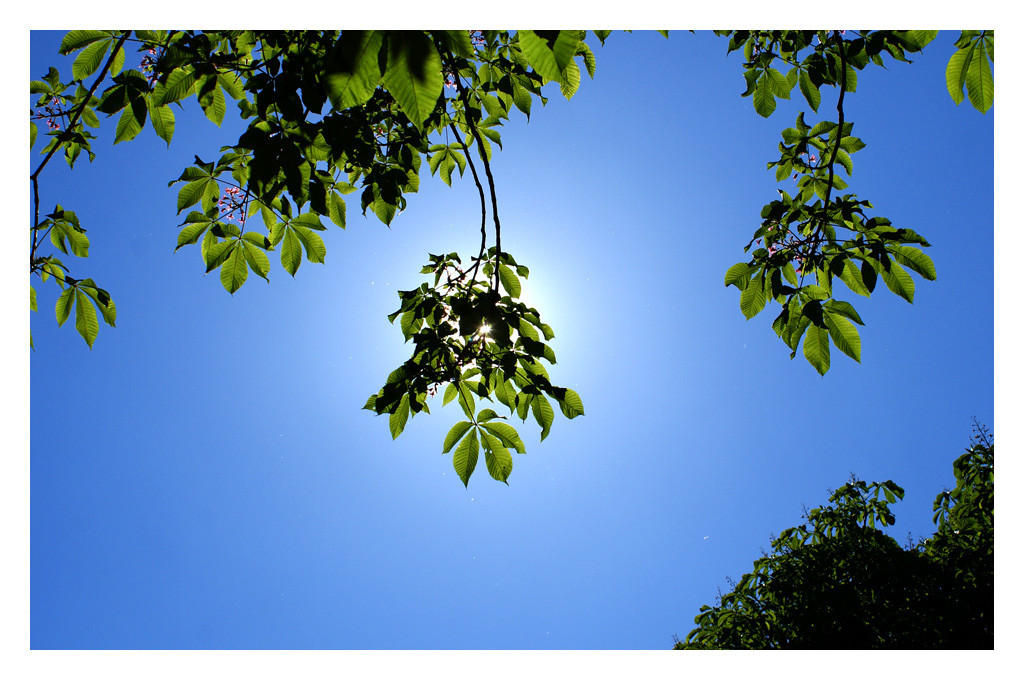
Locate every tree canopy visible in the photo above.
<box><xmin>29</xmin><ymin>30</ymin><xmax>994</xmax><ymax>486</ymax></box>
<box><xmin>674</xmin><ymin>422</ymin><xmax>994</xmax><ymax>649</ymax></box>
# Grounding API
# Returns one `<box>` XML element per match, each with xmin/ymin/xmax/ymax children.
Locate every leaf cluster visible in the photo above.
<box><xmin>718</xmin><ymin>31</ymin><xmax>952</xmax><ymax>374</ymax></box>
<box><xmin>363</xmin><ymin>249</ymin><xmax>584</xmax><ymax>486</ymax></box>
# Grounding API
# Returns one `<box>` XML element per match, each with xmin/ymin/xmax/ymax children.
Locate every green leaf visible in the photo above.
<box><xmin>823</xmin><ymin>311</ymin><xmax>861</xmax><ymax>362</ymax></box>
<box><xmin>802</xmin><ymin>323</ymin><xmax>830</xmax><ymax>375</ymax></box>
<box><xmin>740</xmin><ymin>275</ymin><xmax>767</xmax><ymax>319</ymax></box>
<box><xmin>531</xmin><ymin>393</ymin><xmax>554</xmax><ymax>441</ymax></box>
<box><xmin>946</xmin><ymin>46</ymin><xmax>970</xmax><ymax>105</ymax></box>
<box><xmin>443</xmin><ymin>421</ymin><xmax>474</xmax><ymax>453</ymax></box>
<box><xmin>518</xmin><ymin>30</ymin><xmax>580</xmax><ymax>85</ymax></box>
<box><xmin>798</xmin><ymin>69</ymin><xmax>821</xmax><ymax>112</ymax></box>
<box><xmin>198</xmin><ymin>80</ymin><xmax>226</xmax><ymax>126</ymax></box>
<box><xmin>72</xmin><ymin>39</ymin><xmax>109</xmax><ymax>80</ymax></box>
<box><xmin>55</xmin><ymin>287</ymin><xmax>74</xmax><ymax>326</ymax></box>
<box><xmin>965</xmin><ymin>42</ymin><xmax>994</xmax><ymax>113</ymax></box>
<box><xmin>30</xmin><ymin>285</ymin><xmax>38</xmax><ymax>313</ymax></box>
<box><xmin>453</xmin><ymin>428</ymin><xmax>479</xmax><ymax>487</ymax></box>
<box><xmin>292</xmin><ymin>225</ymin><xmax>327</xmax><ymax>264</ymax></box>
<box><xmin>81</xmin><ymin>285</ymin><xmax>117</xmax><ymax>327</ymax></box>
<box><xmin>555</xmin><ymin>388</ymin><xmax>585</xmax><ymax>419</ymax></box>
<box><xmin>219</xmin><ymin>242</ymin><xmax>248</xmax><ymax>293</ymax></box>
<box><xmin>177</xmin><ymin>179</ymin><xmax>212</xmax><ymax>214</ymax></box>
<box><xmin>498</xmin><ymin>264</ymin><xmax>521</xmax><ymax>299</ymax></box>
<box><xmin>148</xmin><ymin>103</ymin><xmax>175</xmax><ymax>147</ymax></box>
<box><xmin>835</xmin><ymin>258</ymin><xmax>869</xmax><ymax>296</ymax></box>
<box><xmin>753</xmin><ymin>75</ymin><xmax>777</xmax><ymax>117</ymax></box>
<box><xmin>389</xmin><ymin>393</ymin><xmax>411</xmax><ymax>439</ymax></box>
<box><xmin>325</xmin><ymin>30</ymin><xmax>384</xmax><ymax>109</ymax></box>
<box><xmin>481</xmin><ymin>432</ymin><xmax>513</xmax><ymax>484</ymax></box>
<box><xmin>481</xmin><ymin>421</ymin><xmax>527</xmax><ymax>453</ymax></box>
<box><xmin>825</xmin><ymin>299</ymin><xmax>864</xmax><ymax>325</ymax></box>
<box><xmin>889</xmin><ymin>245</ymin><xmax>936</xmax><ymax>280</ymax></box>
<box><xmin>559</xmin><ymin>59</ymin><xmax>581</xmax><ymax>100</ymax></box>
<box><xmin>280</xmin><ymin>228</ymin><xmax>302</xmax><ymax>276</ymax></box>
<box><xmin>242</xmin><ymin>241</ymin><xmax>271</xmax><ymax>280</ymax></box>
<box><xmin>724</xmin><ymin>262</ymin><xmax>753</xmax><ymax>289</ymax></box>
<box><xmin>879</xmin><ymin>260</ymin><xmax>915</xmax><ymax>303</ymax></box>
<box><xmin>328</xmin><ymin>191</ymin><xmax>347</xmax><ymax>229</ymax></box>
<box><xmin>59</xmin><ymin>30</ymin><xmax>111</xmax><ymax>55</ymax></box>
<box><xmin>382</xmin><ymin>31</ymin><xmax>443</xmax><ymax>131</ymax></box>
<box><xmin>75</xmin><ymin>288</ymin><xmax>99</xmax><ymax>349</ymax></box>
<box><xmin>458</xmin><ymin>382</ymin><xmax>476</xmax><ymax>420</ymax></box>
<box><xmin>114</xmin><ymin>98</ymin><xmax>146</xmax><ymax>144</ymax></box>
<box><xmin>766</xmin><ymin>68</ymin><xmax>791</xmax><ymax>98</ymax></box>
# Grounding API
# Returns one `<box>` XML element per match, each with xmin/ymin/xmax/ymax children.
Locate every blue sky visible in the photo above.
<box><xmin>19</xmin><ymin>26</ymin><xmax>999</xmax><ymax>662</ymax></box>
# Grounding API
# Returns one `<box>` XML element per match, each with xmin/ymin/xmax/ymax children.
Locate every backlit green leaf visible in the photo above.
<box><xmin>555</xmin><ymin>388</ymin><xmax>585</xmax><ymax>419</ymax></box>
<box><xmin>389</xmin><ymin>393</ymin><xmax>411</xmax><ymax>439</ymax></box>
<box><xmin>443</xmin><ymin>421</ymin><xmax>474</xmax><ymax>453</ymax></box>
<box><xmin>75</xmin><ymin>288</ymin><xmax>99</xmax><ymax>348</ymax></box>
<box><xmin>518</xmin><ymin>30</ymin><xmax>580</xmax><ymax>85</ymax></box>
<box><xmin>72</xmin><ymin>40</ymin><xmax>109</xmax><ymax>80</ymax></box>
<box><xmin>740</xmin><ymin>275</ymin><xmax>767</xmax><ymax>319</ymax></box>
<box><xmin>880</xmin><ymin>260</ymin><xmax>915</xmax><ymax>303</ymax></box>
<box><xmin>148</xmin><ymin>103</ymin><xmax>175</xmax><ymax>147</ymax></box>
<box><xmin>219</xmin><ymin>242</ymin><xmax>248</xmax><ymax>293</ymax></box>
<box><xmin>59</xmin><ymin>30</ymin><xmax>111</xmax><ymax>55</ymax></box>
<box><xmin>453</xmin><ymin>429</ymin><xmax>479</xmax><ymax>487</ymax></box>
<box><xmin>531</xmin><ymin>393</ymin><xmax>554</xmax><ymax>441</ymax></box>
<box><xmin>889</xmin><ymin>245</ymin><xmax>936</xmax><ymax>280</ymax></box>
<box><xmin>966</xmin><ymin>42</ymin><xmax>994</xmax><ymax>113</ymax></box>
<box><xmin>55</xmin><ymin>287</ymin><xmax>74</xmax><ymax>326</ymax></box>
<box><xmin>481</xmin><ymin>421</ymin><xmax>526</xmax><ymax>453</ymax></box>
<box><xmin>753</xmin><ymin>76</ymin><xmax>776</xmax><ymax>117</ymax></box>
<box><xmin>802</xmin><ymin>323</ymin><xmax>830</xmax><ymax>375</ymax></box>
<box><xmin>481</xmin><ymin>432</ymin><xmax>513</xmax><ymax>483</ymax></box>
<box><xmin>946</xmin><ymin>46</ymin><xmax>970</xmax><ymax>105</ymax></box>
<box><xmin>823</xmin><ymin>311</ymin><xmax>861</xmax><ymax>362</ymax></box>
<box><xmin>382</xmin><ymin>31</ymin><xmax>443</xmax><ymax>131</ymax></box>
<box><xmin>325</xmin><ymin>30</ymin><xmax>384</xmax><ymax>109</ymax></box>
<box><xmin>498</xmin><ymin>264</ymin><xmax>521</xmax><ymax>299</ymax></box>
<box><xmin>280</xmin><ymin>228</ymin><xmax>302</xmax><ymax>276</ymax></box>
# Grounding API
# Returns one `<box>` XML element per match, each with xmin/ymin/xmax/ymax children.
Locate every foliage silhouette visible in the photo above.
<box><xmin>675</xmin><ymin>421</ymin><xmax>994</xmax><ymax>649</ymax></box>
